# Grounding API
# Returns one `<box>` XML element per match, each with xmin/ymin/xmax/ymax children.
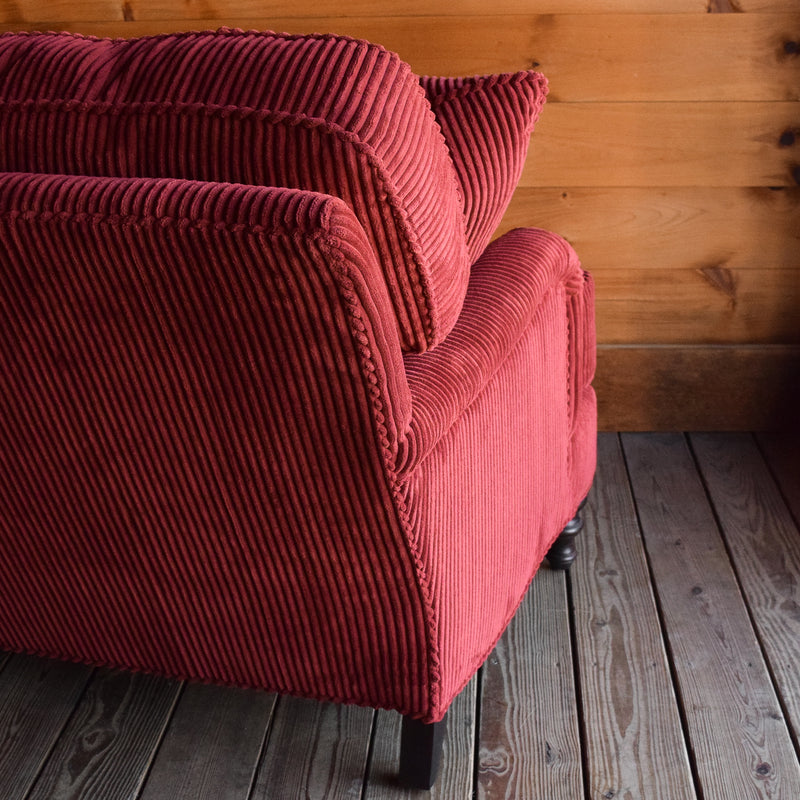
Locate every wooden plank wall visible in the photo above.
<box><xmin>1</xmin><ymin>1</ymin><xmax>799</xmax><ymax>430</ymax></box>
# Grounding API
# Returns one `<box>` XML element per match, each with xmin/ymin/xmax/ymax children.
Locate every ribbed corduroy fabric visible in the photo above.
<box><xmin>421</xmin><ymin>71</ymin><xmax>548</xmax><ymax>263</ymax></box>
<box><xmin>0</xmin><ymin>31</ymin><xmax>597</xmax><ymax>727</ymax></box>
<box><xmin>401</xmin><ymin>230</ymin><xmax>596</xmax><ymax>706</ymax></box>
<box><xmin>0</xmin><ymin>29</ymin><xmax>470</xmax><ymax>352</ymax></box>
<box><xmin>402</xmin><ymin>228</ymin><xmax>588</xmax><ymax>470</ymax></box>
<box><xmin>0</xmin><ymin>172</ymin><xmax>438</xmax><ymax>716</ymax></box>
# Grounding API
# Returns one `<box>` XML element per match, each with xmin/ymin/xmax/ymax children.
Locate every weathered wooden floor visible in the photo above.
<box><xmin>1</xmin><ymin>433</ymin><xmax>799</xmax><ymax>799</ymax></box>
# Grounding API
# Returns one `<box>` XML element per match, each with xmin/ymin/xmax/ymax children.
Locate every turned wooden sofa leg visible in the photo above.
<box><xmin>399</xmin><ymin>714</ymin><xmax>447</xmax><ymax>790</ymax></box>
<box><xmin>546</xmin><ymin>498</ymin><xmax>587</xmax><ymax>570</ymax></box>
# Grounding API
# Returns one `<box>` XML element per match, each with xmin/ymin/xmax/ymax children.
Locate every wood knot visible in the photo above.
<box><xmin>698</xmin><ymin>265</ymin><xmax>738</xmax><ymax>309</ymax></box>
<box><xmin>706</xmin><ymin>0</ymin><xmax>742</xmax><ymax>11</ymax></box>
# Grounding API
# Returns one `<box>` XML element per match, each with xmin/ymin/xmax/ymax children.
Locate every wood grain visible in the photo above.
<box><xmin>527</xmin><ymin>14</ymin><xmax>800</xmax><ymax>102</ymax></box>
<box><xmin>526</xmin><ymin>102</ymin><xmax>800</xmax><ymax>188</ymax></box>
<box><xmin>2</xmin><ymin>14</ymin><xmax>798</xmax><ymax>99</ymax></box>
<box><xmin>48</xmin><ymin>0</ymin><xmax>790</xmax><ymax>22</ymax></box>
<box><xmin>497</xmin><ymin>188</ymin><xmax>800</xmax><ymax>273</ymax></box>
<box><xmin>138</xmin><ymin>683</ymin><xmax>276</xmax><ymax>800</ymax></box>
<box><xmin>0</xmin><ymin>1</ymin><xmax>123</xmax><ymax>24</ymax></box>
<box><xmin>593</xmin><ymin>268</ymin><xmax>800</xmax><ymax>345</ymax></box>
<box><xmin>1</xmin><ymin>2</ymin><xmax>796</xmax><ymax>431</ymax></box>
<box><xmin>690</xmin><ymin>433</ymin><xmax>800</xmax><ymax>748</ymax></box>
<box><xmin>623</xmin><ymin>433</ymin><xmax>800</xmax><ymax>799</ymax></box>
<box><xmin>477</xmin><ymin>569</ymin><xmax>583</xmax><ymax>799</ymax></box>
<box><xmin>570</xmin><ymin>434</ymin><xmax>696</xmax><ymax>800</ymax></box>
<box><xmin>756</xmin><ymin>431</ymin><xmax>800</xmax><ymax>523</ymax></box>
<box><xmin>595</xmin><ymin>345</ymin><xmax>800</xmax><ymax>431</ymax></box>
<box><xmin>4</xmin><ymin>1</ymin><xmax>799</xmax><ymax>26</ymax></box>
<box><xmin>0</xmin><ymin>654</ymin><xmax>93</xmax><ymax>800</ymax></box>
<box><xmin>365</xmin><ymin>679</ymin><xmax>476</xmax><ymax>799</ymax></box>
<box><xmin>250</xmin><ymin>696</ymin><xmax>373</xmax><ymax>799</ymax></box>
<box><xmin>25</xmin><ymin>667</ymin><xmax>181</xmax><ymax>800</ymax></box>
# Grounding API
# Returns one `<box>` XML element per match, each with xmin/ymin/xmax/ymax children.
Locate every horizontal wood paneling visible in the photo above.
<box><xmin>4</xmin><ymin>0</ymin><xmax>799</xmax><ymax>25</ymax></box>
<box><xmin>2</xmin><ymin>3</ymin><xmax>797</xmax><ymax>429</ymax></box>
<box><xmin>526</xmin><ymin>102</ymin><xmax>800</xmax><ymax>187</ymax></box>
<box><xmin>595</xmin><ymin>346</ymin><xmax>800</xmax><ymax>430</ymax></box>
<box><xmin>497</xmin><ymin>188</ymin><xmax>800</xmax><ymax>273</ymax></box>
<box><xmin>528</xmin><ymin>14</ymin><xmax>800</xmax><ymax>102</ymax></box>
<box><xmin>2</xmin><ymin>14</ymin><xmax>798</xmax><ymax>101</ymax></box>
<box><xmin>0</xmin><ymin>1</ymin><xmax>124</xmax><ymax>24</ymax></box>
<box><xmin>595</xmin><ymin>268</ymin><xmax>800</xmax><ymax>344</ymax></box>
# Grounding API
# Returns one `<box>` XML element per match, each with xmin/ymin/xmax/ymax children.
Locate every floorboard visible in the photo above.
<box><xmin>25</xmin><ymin>669</ymin><xmax>181</xmax><ymax>800</ymax></box>
<box><xmin>623</xmin><ymin>432</ymin><xmax>800</xmax><ymax>799</ymax></box>
<box><xmin>249</xmin><ymin>696</ymin><xmax>372</xmax><ymax>799</ymax></box>
<box><xmin>1</xmin><ymin>433</ymin><xmax>798</xmax><ymax>799</ymax></box>
<box><xmin>0</xmin><ymin>655</ymin><xmax>93</xmax><ymax>800</ymax></box>
<box><xmin>477</xmin><ymin>568</ymin><xmax>581</xmax><ymax>799</ymax></box>
<box><xmin>137</xmin><ymin>683</ymin><xmax>276</xmax><ymax>800</ymax></box>
<box><xmin>365</xmin><ymin>679</ymin><xmax>476</xmax><ymax>800</ymax></box>
<box><xmin>756</xmin><ymin>432</ymin><xmax>800</xmax><ymax>527</ymax></box>
<box><xmin>574</xmin><ymin>434</ymin><xmax>695</xmax><ymax>800</ymax></box>
<box><xmin>691</xmin><ymin>433</ymin><xmax>800</xmax><ymax>752</ymax></box>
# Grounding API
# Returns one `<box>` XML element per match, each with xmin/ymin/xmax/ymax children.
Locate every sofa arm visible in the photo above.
<box><xmin>401</xmin><ymin>227</ymin><xmax>591</xmax><ymax>472</ymax></box>
<box><xmin>0</xmin><ymin>173</ymin><xmax>436</xmax><ymax>714</ymax></box>
<box><xmin>0</xmin><ymin>172</ymin><xmax>411</xmax><ymax>463</ymax></box>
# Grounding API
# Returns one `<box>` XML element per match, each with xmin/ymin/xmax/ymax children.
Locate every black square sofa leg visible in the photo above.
<box><xmin>399</xmin><ymin>714</ymin><xmax>447</xmax><ymax>790</ymax></box>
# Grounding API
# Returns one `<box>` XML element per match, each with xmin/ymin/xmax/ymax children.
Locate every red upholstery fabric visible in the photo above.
<box><xmin>421</xmin><ymin>71</ymin><xmax>548</xmax><ymax>263</ymax></box>
<box><xmin>0</xmin><ymin>29</ymin><xmax>469</xmax><ymax>352</ymax></box>
<box><xmin>0</xmin><ymin>172</ymin><xmax>434</xmax><ymax>714</ymax></box>
<box><xmin>403</xmin><ymin>232</ymin><xmax>596</xmax><ymax>706</ymax></box>
<box><xmin>401</xmin><ymin>228</ymin><xmax>589</xmax><ymax>470</ymax></box>
<box><xmin>0</xmin><ymin>30</ymin><xmax>596</xmax><ymax>727</ymax></box>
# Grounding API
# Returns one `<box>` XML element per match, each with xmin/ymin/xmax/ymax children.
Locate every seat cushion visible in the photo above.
<box><xmin>0</xmin><ymin>28</ymin><xmax>470</xmax><ymax>352</ymax></box>
<box><xmin>421</xmin><ymin>71</ymin><xmax>548</xmax><ymax>263</ymax></box>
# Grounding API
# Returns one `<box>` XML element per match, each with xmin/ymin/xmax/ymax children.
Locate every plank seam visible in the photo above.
<box><xmin>470</xmin><ymin>665</ymin><xmax>483</xmax><ymax>799</ymax></box>
<box><xmin>20</xmin><ymin>665</ymin><xmax>98</xmax><ymax>800</ymax></box>
<box><xmin>686</xmin><ymin>433</ymin><xmax>800</xmax><ymax>767</ymax></box>
<box><xmin>565</xmin><ymin>567</ymin><xmax>592</xmax><ymax>800</ymax></box>
<box><xmin>246</xmin><ymin>694</ymin><xmax>283</xmax><ymax>800</ymax></box>
<box><xmin>618</xmin><ymin>433</ymin><xmax>705</xmax><ymax>800</ymax></box>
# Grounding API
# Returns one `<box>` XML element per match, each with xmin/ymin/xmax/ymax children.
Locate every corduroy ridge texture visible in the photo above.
<box><xmin>0</xmin><ymin>173</ymin><xmax>432</xmax><ymax>714</ymax></box>
<box><xmin>0</xmin><ymin>28</ymin><xmax>472</xmax><ymax>352</ymax></box>
<box><xmin>0</xmin><ymin>29</ymin><xmax>596</xmax><ymax>723</ymax></box>
<box><xmin>421</xmin><ymin>72</ymin><xmax>548</xmax><ymax>264</ymax></box>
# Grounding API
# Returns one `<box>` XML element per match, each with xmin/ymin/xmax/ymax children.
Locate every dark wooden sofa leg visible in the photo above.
<box><xmin>399</xmin><ymin>714</ymin><xmax>447</xmax><ymax>790</ymax></box>
<box><xmin>546</xmin><ymin>498</ymin><xmax>587</xmax><ymax>570</ymax></box>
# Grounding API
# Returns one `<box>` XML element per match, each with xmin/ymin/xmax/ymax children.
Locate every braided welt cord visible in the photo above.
<box><xmin>316</xmin><ymin>225</ymin><xmax>443</xmax><ymax>718</ymax></box>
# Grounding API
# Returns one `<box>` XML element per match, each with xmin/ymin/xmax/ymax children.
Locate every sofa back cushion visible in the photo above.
<box><xmin>0</xmin><ymin>28</ymin><xmax>470</xmax><ymax>352</ymax></box>
<box><xmin>421</xmin><ymin>71</ymin><xmax>548</xmax><ymax>264</ymax></box>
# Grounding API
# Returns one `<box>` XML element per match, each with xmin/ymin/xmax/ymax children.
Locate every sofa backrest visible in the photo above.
<box><xmin>0</xmin><ymin>28</ymin><xmax>470</xmax><ymax>352</ymax></box>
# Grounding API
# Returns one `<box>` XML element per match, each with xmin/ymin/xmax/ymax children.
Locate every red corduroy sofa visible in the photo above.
<box><xmin>0</xmin><ymin>28</ymin><xmax>596</xmax><ymax>788</ymax></box>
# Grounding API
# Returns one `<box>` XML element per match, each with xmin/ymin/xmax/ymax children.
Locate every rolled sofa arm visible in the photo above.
<box><xmin>401</xmin><ymin>227</ymin><xmax>593</xmax><ymax>473</ymax></box>
<box><xmin>0</xmin><ymin>172</ymin><xmax>435</xmax><ymax>716</ymax></box>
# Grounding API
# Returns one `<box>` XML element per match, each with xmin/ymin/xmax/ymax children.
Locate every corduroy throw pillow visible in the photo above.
<box><xmin>421</xmin><ymin>71</ymin><xmax>548</xmax><ymax>264</ymax></box>
<box><xmin>0</xmin><ymin>28</ymin><xmax>470</xmax><ymax>352</ymax></box>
